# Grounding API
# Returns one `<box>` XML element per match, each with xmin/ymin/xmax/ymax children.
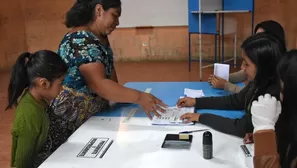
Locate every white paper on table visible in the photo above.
<box><xmin>214</xmin><ymin>63</ymin><xmax>230</xmax><ymax>81</ymax></box>
<box><xmin>151</xmin><ymin>106</ymin><xmax>195</xmax><ymax>125</ymax></box>
<box><xmin>184</xmin><ymin>88</ymin><xmax>205</xmax><ymax>98</ymax></box>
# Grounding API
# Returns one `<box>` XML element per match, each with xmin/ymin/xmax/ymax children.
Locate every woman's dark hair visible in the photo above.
<box><xmin>6</xmin><ymin>50</ymin><xmax>68</xmax><ymax>110</ymax></box>
<box><xmin>277</xmin><ymin>49</ymin><xmax>297</xmax><ymax>133</ymax></box>
<box><xmin>241</xmin><ymin>32</ymin><xmax>285</xmax><ymax>98</ymax></box>
<box><xmin>277</xmin><ymin>50</ymin><xmax>297</xmax><ymax>100</ymax></box>
<box><xmin>276</xmin><ymin>49</ymin><xmax>297</xmax><ymax>167</ymax></box>
<box><xmin>65</xmin><ymin>0</ymin><xmax>121</xmax><ymax>28</ymax></box>
<box><xmin>254</xmin><ymin>20</ymin><xmax>286</xmax><ymax>51</ymax></box>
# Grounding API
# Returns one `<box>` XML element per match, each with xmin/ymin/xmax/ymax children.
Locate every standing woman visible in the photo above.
<box><xmin>36</xmin><ymin>0</ymin><xmax>167</xmax><ymax>164</ymax></box>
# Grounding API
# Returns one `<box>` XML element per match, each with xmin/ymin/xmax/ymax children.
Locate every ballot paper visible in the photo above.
<box><xmin>214</xmin><ymin>63</ymin><xmax>230</xmax><ymax>81</ymax></box>
<box><xmin>184</xmin><ymin>88</ymin><xmax>205</xmax><ymax>98</ymax></box>
<box><xmin>151</xmin><ymin>106</ymin><xmax>195</xmax><ymax>125</ymax></box>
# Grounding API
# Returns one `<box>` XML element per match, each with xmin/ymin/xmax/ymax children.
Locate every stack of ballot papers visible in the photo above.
<box><xmin>184</xmin><ymin>88</ymin><xmax>205</xmax><ymax>98</ymax></box>
<box><xmin>151</xmin><ymin>106</ymin><xmax>195</xmax><ymax>125</ymax></box>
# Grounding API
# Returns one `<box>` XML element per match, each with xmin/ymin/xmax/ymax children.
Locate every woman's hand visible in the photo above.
<box><xmin>210</xmin><ymin>75</ymin><xmax>228</xmax><ymax>89</ymax></box>
<box><xmin>137</xmin><ymin>92</ymin><xmax>168</xmax><ymax>119</ymax></box>
<box><xmin>208</xmin><ymin>75</ymin><xmax>214</xmax><ymax>83</ymax></box>
<box><xmin>176</xmin><ymin>97</ymin><xmax>196</xmax><ymax>107</ymax></box>
<box><xmin>180</xmin><ymin>113</ymin><xmax>200</xmax><ymax>123</ymax></box>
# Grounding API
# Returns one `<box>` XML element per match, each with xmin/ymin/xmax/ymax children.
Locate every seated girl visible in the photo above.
<box><xmin>248</xmin><ymin>50</ymin><xmax>297</xmax><ymax>168</ymax></box>
<box><xmin>209</xmin><ymin>20</ymin><xmax>286</xmax><ymax>94</ymax></box>
<box><xmin>7</xmin><ymin>50</ymin><xmax>68</xmax><ymax>168</ymax></box>
<box><xmin>177</xmin><ymin>32</ymin><xmax>285</xmax><ymax>138</ymax></box>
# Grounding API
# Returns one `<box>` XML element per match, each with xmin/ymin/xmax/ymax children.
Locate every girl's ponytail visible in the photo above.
<box><xmin>6</xmin><ymin>52</ymin><xmax>31</xmax><ymax>110</ymax></box>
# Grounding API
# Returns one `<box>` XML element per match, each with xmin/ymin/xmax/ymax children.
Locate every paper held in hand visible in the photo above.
<box><xmin>214</xmin><ymin>63</ymin><xmax>230</xmax><ymax>81</ymax></box>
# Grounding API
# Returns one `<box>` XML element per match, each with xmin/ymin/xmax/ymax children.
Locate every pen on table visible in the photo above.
<box><xmin>179</xmin><ymin>129</ymin><xmax>209</xmax><ymax>134</ymax></box>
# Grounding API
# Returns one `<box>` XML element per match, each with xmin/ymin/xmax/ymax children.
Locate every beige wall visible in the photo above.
<box><xmin>0</xmin><ymin>0</ymin><xmax>297</xmax><ymax>70</ymax></box>
<box><xmin>0</xmin><ymin>0</ymin><xmax>27</xmax><ymax>70</ymax></box>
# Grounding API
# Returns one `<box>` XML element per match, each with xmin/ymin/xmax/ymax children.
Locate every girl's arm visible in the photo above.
<box><xmin>229</xmin><ymin>70</ymin><xmax>246</xmax><ymax>83</ymax></box>
<box><xmin>15</xmin><ymin>132</ymin><xmax>38</xmax><ymax>168</ymax></box>
<box><xmin>224</xmin><ymin>82</ymin><xmax>243</xmax><ymax>93</ymax></box>
<box><xmin>194</xmin><ymin>82</ymin><xmax>253</xmax><ymax>110</ymax></box>
<box><xmin>14</xmin><ymin>110</ymin><xmax>41</xmax><ymax>168</ymax></box>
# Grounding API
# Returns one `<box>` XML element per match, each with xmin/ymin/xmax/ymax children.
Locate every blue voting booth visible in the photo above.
<box><xmin>188</xmin><ymin>0</ymin><xmax>255</xmax><ymax>80</ymax></box>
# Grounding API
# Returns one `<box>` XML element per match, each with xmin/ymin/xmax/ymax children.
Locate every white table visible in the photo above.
<box><xmin>39</xmin><ymin>116</ymin><xmax>249</xmax><ymax>168</ymax></box>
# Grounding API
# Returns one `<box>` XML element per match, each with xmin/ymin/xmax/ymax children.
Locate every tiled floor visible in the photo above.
<box><xmin>0</xmin><ymin>61</ymin><xmax>240</xmax><ymax>167</ymax></box>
